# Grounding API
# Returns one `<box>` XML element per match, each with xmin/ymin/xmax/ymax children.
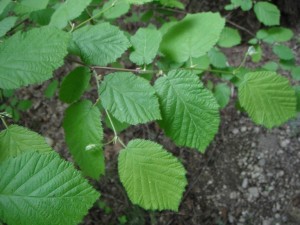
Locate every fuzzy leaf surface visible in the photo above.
<box><xmin>49</xmin><ymin>0</ymin><xmax>92</xmax><ymax>29</ymax></box>
<box><xmin>63</xmin><ymin>100</ymin><xmax>105</xmax><ymax>179</ymax></box>
<box><xmin>160</xmin><ymin>12</ymin><xmax>225</xmax><ymax>63</ymax></box>
<box><xmin>154</xmin><ymin>70</ymin><xmax>220</xmax><ymax>152</ymax></box>
<box><xmin>59</xmin><ymin>66</ymin><xmax>91</xmax><ymax>104</ymax></box>
<box><xmin>70</xmin><ymin>23</ymin><xmax>130</xmax><ymax>66</ymax></box>
<box><xmin>254</xmin><ymin>2</ymin><xmax>280</xmax><ymax>26</ymax></box>
<box><xmin>0</xmin><ymin>152</ymin><xmax>99</xmax><ymax>225</ymax></box>
<box><xmin>0</xmin><ymin>26</ymin><xmax>69</xmax><ymax>89</ymax></box>
<box><xmin>238</xmin><ymin>71</ymin><xmax>296</xmax><ymax>128</ymax></box>
<box><xmin>0</xmin><ymin>125</ymin><xmax>52</xmax><ymax>162</ymax></box>
<box><xmin>130</xmin><ymin>28</ymin><xmax>162</xmax><ymax>65</ymax></box>
<box><xmin>99</xmin><ymin>72</ymin><xmax>161</xmax><ymax>125</ymax></box>
<box><xmin>118</xmin><ymin>139</ymin><xmax>187</xmax><ymax>211</ymax></box>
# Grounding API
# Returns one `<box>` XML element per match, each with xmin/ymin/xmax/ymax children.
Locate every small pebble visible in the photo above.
<box><xmin>242</xmin><ymin>178</ymin><xmax>248</xmax><ymax>189</ymax></box>
<box><xmin>232</xmin><ymin>128</ymin><xmax>239</xmax><ymax>134</ymax></box>
<box><xmin>241</xmin><ymin>126</ymin><xmax>247</xmax><ymax>132</ymax></box>
<box><xmin>248</xmin><ymin>187</ymin><xmax>259</xmax><ymax>198</ymax></box>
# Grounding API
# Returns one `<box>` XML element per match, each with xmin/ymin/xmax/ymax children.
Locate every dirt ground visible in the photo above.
<box><xmin>2</xmin><ymin>1</ymin><xmax>300</xmax><ymax>225</ymax></box>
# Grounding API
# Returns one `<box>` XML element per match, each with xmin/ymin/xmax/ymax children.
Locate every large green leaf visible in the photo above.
<box><xmin>130</xmin><ymin>28</ymin><xmax>162</xmax><ymax>65</ymax></box>
<box><xmin>160</xmin><ymin>12</ymin><xmax>225</xmax><ymax>63</ymax></box>
<box><xmin>59</xmin><ymin>66</ymin><xmax>91</xmax><ymax>104</ymax></box>
<box><xmin>49</xmin><ymin>0</ymin><xmax>92</xmax><ymax>29</ymax></box>
<box><xmin>238</xmin><ymin>71</ymin><xmax>296</xmax><ymax>128</ymax></box>
<box><xmin>0</xmin><ymin>17</ymin><xmax>17</xmax><ymax>38</ymax></box>
<box><xmin>0</xmin><ymin>125</ymin><xmax>52</xmax><ymax>162</ymax></box>
<box><xmin>0</xmin><ymin>152</ymin><xmax>99</xmax><ymax>225</ymax></box>
<box><xmin>63</xmin><ymin>100</ymin><xmax>105</xmax><ymax>179</ymax></box>
<box><xmin>154</xmin><ymin>70</ymin><xmax>220</xmax><ymax>152</ymax></box>
<box><xmin>70</xmin><ymin>23</ymin><xmax>130</xmax><ymax>66</ymax></box>
<box><xmin>99</xmin><ymin>72</ymin><xmax>161</xmax><ymax>125</ymax></box>
<box><xmin>118</xmin><ymin>139</ymin><xmax>187</xmax><ymax>211</ymax></box>
<box><xmin>254</xmin><ymin>2</ymin><xmax>280</xmax><ymax>26</ymax></box>
<box><xmin>103</xmin><ymin>0</ymin><xmax>130</xmax><ymax>19</ymax></box>
<box><xmin>14</xmin><ymin>0</ymin><xmax>49</xmax><ymax>15</ymax></box>
<box><xmin>0</xmin><ymin>26</ymin><xmax>69</xmax><ymax>89</ymax></box>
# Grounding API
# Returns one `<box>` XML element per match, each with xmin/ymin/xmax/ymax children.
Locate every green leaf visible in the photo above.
<box><xmin>103</xmin><ymin>0</ymin><xmax>130</xmax><ymax>19</ymax></box>
<box><xmin>185</xmin><ymin>55</ymin><xmax>210</xmax><ymax>75</ymax></box>
<box><xmin>17</xmin><ymin>100</ymin><xmax>32</xmax><ymax>111</ymax></box>
<box><xmin>14</xmin><ymin>0</ymin><xmax>49</xmax><ymax>15</ymax></box>
<box><xmin>30</xmin><ymin>8</ymin><xmax>55</xmax><ymax>26</ymax></box>
<box><xmin>208</xmin><ymin>48</ymin><xmax>228</xmax><ymax>68</ymax></box>
<box><xmin>262</xmin><ymin>61</ymin><xmax>278</xmax><ymax>72</ymax></box>
<box><xmin>160</xmin><ymin>12</ymin><xmax>225</xmax><ymax>63</ymax></box>
<box><xmin>63</xmin><ymin>100</ymin><xmax>105</xmax><ymax>179</ymax></box>
<box><xmin>254</xmin><ymin>2</ymin><xmax>280</xmax><ymax>26</ymax></box>
<box><xmin>291</xmin><ymin>67</ymin><xmax>300</xmax><ymax>80</ymax></box>
<box><xmin>272</xmin><ymin>45</ymin><xmax>294</xmax><ymax>60</ymax></box>
<box><xmin>0</xmin><ymin>152</ymin><xmax>99</xmax><ymax>225</ymax></box>
<box><xmin>157</xmin><ymin>0</ymin><xmax>185</xmax><ymax>9</ymax></box>
<box><xmin>59</xmin><ymin>67</ymin><xmax>91</xmax><ymax>104</ymax></box>
<box><xmin>214</xmin><ymin>83</ymin><xmax>231</xmax><ymax>109</ymax></box>
<box><xmin>0</xmin><ymin>26</ymin><xmax>70</xmax><ymax>89</ymax></box>
<box><xmin>44</xmin><ymin>79</ymin><xmax>59</xmax><ymax>98</ymax></box>
<box><xmin>250</xmin><ymin>45</ymin><xmax>262</xmax><ymax>63</ymax></box>
<box><xmin>70</xmin><ymin>23</ymin><xmax>130</xmax><ymax>66</ymax></box>
<box><xmin>218</xmin><ymin>27</ymin><xmax>241</xmax><ymax>48</ymax></box>
<box><xmin>0</xmin><ymin>0</ymin><xmax>10</xmax><ymax>16</ymax></box>
<box><xmin>256</xmin><ymin>27</ymin><xmax>293</xmax><ymax>43</ymax></box>
<box><xmin>105</xmin><ymin>111</ymin><xmax>130</xmax><ymax>133</ymax></box>
<box><xmin>130</xmin><ymin>28</ymin><xmax>162</xmax><ymax>65</ymax></box>
<box><xmin>118</xmin><ymin>139</ymin><xmax>187</xmax><ymax>211</ymax></box>
<box><xmin>294</xmin><ymin>86</ymin><xmax>300</xmax><ymax>112</ymax></box>
<box><xmin>238</xmin><ymin>71</ymin><xmax>296</xmax><ymax>128</ymax></box>
<box><xmin>0</xmin><ymin>17</ymin><xmax>17</xmax><ymax>38</ymax></box>
<box><xmin>0</xmin><ymin>125</ymin><xmax>52</xmax><ymax>163</ymax></box>
<box><xmin>154</xmin><ymin>70</ymin><xmax>220</xmax><ymax>152</ymax></box>
<box><xmin>99</xmin><ymin>72</ymin><xmax>161</xmax><ymax>125</ymax></box>
<box><xmin>49</xmin><ymin>0</ymin><xmax>92</xmax><ymax>29</ymax></box>
<box><xmin>126</xmin><ymin>0</ymin><xmax>153</xmax><ymax>4</ymax></box>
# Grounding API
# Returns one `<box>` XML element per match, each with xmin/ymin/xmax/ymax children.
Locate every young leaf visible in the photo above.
<box><xmin>0</xmin><ymin>26</ymin><xmax>70</xmax><ymax>89</ymax></box>
<box><xmin>208</xmin><ymin>48</ymin><xmax>228</xmax><ymax>68</ymax></box>
<box><xmin>14</xmin><ymin>0</ymin><xmax>49</xmax><ymax>15</ymax></box>
<box><xmin>63</xmin><ymin>100</ymin><xmax>105</xmax><ymax>179</ymax></box>
<box><xmin>130</xmin><ymin>28</ymin><xmax>162</xmax><ymax>65</ymax></box>
<box><xmin>154</xmin><ymin>70</ymin><xmax>220</xmax><ymax>152</ymax></box>
<box><xmin>49</xmin><ymin>0</ymin><xmax>92</xmax><ymax>29</ymax></box>
<box><xmin>156</xmin><ymin>0</ymin><xmax>184</xmax><ymax>9</ymax></box>
<box><xmin>99</xmin><ymin>72</ymin><xmax>161</xmax><ymax>125</ymax></box>
<box><xmin>238</xmin><ymin>71</ymin><xmax>296</xmax><ymax>128</ymax></box>
<box><xmin>160</xmin><ymin>12</ymin><xmax>225</xmax><ymax>63</ymax></box>
<box><xmin>118</xmin><ymin>139</ymin><xmax>187</xmax><ymax>211</ymax></box>
<box><xmin>262</xmin><ymin>61</ymin><xmax>279</xmax><ymax>72</ymax></box>
<box><xmin>256</xmin><ymin>27</ymin><xmax>293</xmax><ymax>43</ymax></box>
<box><xmin>0</xmin><ymin>125</ymin><xmax>52</xmax><ymax>162</ymax></box>
<box><xmin>103</xmin><ymin>0</ymin><xmax>130</xmax><ymax>19</ymax></box>
<box><xmin>70</xmin><ymin>23</ymin><xmax>131</xmax><ymax>66</ymax></box>
<box><xmin>272</xmin><ymin>45</ymin><xmax>294</xmax><ymax>60</ymax></box>
<box><xmin>254</xmin><ymin>2</ymin><xmax>280</xmax><ymax>26</ymax></box>
<box><xmin>214</xmin><ymin>83</ymin><xmax>231</xmax><ymax>109</ymax></box>
<box><xmin>291</xmin><ymin>67</ymin><xmax>300</xmax><ymax>80</ymax></box>
<box><xmin>44</xmin><ymin>79</ymin><xmax>59</xmax><ymax>98</ymax></box>
<box><xmin>0</xmin><ymin>152</ymin><xmax>99</xmax><ymax>225</ymax></box>
<box><xmin>217</xmin><ymin>27</ymin><xmax>241</xmax><ymax>48</ymax></box>
<box><xmin>59</xmin><ymin>67</ymin><xmax>91</xmax><ymax>104</ymax></box>
<box><xmin>0</xmin><ymin>17</ymin><xmax>17</xmax><ymax>38</ymax></box>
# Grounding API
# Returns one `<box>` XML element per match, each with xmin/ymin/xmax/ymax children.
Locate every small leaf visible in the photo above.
<box><xmin>160</xmin><ymin>12</ymin><xmax>225</xmax><ymax>63</ymax></box>
<box><xmin>59</xmin><ymin>67</ymin><xmax>91</xmax><ymax>104</ymax></box>
<box><xmin>157</xmin><ymin>0</ymin><xmax>184</xmax><ymax>9</ymax></box>
<box><xmin>208</xmin><ymin>48</ymin><xmax>228</xmax><ymax>68</ymax></box>
<box><xmin>214</xmin><ymin>83</ymin><xmax>231</xmax><ymax>109</ymax></box>
<box><xmin>291</xmin><ymin>67</ymin><xmax>300</xmax><ymax>80</ymax></box>
<box><xmin>44</xmin><ymin>79</ymin><xmax>59</xmax><ymax>98</ymax></box>
<box><xmin>49</xmin><ymin>0</ymin><xmax>92</xmax><ymax>29</ymax></box>
<box><xmin>70</xmin><ymin>23</ymin><xmax>131</xmax><ymax>66</ymax></box>
<box><xmin>0</xmin><ymin>152</ymin><xmax>99</xmax><ymax>225</ymax></box>
<box><xmin>218</xmin><ymin>27</ymin><xmax>241</xmax><ymax>48</ymax></box>
<box><xmin>238</xmin><ymin>71</ymin><xmax>296</xmax><ymax>128</ymax></box>
<box><xmin>272</xmin><ymin>45</ymin><xmax>294</xmax><ymax>60</ymax></box>
<box><xmin>154</xmin><ymin>70</ymin><xmax>220</xmax><ymax>152</ymax></box>
<box><xmin>118</xmin><ymin>139</ymin><xmax>187</xmax><ymax>211</ymax></box>
<box><xmin>17</xmin><ymin>100</ymin><xmax>32</xmax><ymax>111</ymax></box>
<box><xmin>262</xmin><ymin>61</ymin><xmax>278</xmax><ymax>72</ymax></box>
<box><xmin>0</xmin><ymin>125</ymin><xmax>52</xmax><ymax>162</ymax></box>
<box><xmin>254</xmin><ymin>2</ymin><xmax>280</xmax><ymax>26</ymax></box>
<box><xmin>256</xmin><ymin>27</ymin><xmax>293</xmax><ymax>43</ymax></box>
<box><xmin>63</xmin><ymin>100</ymin><xmax>105</xmax><ymax>179</ymax></box>
<box><xmin>130</xmin><ymin>28</ymin><xmax>162</xmax><ymax>65</ymax></box>
<box><xmin>0</xmin><ymin>17</ymin><xmax>17</xmax><ymax>38</ymax></box>
<box><xmin>0</xmin><ymin>26</ymin><xmax>70</xmax><ymax>89</ymax></box>
<box><xmin>103</xmin><ymin>0</ymin><xmax>130</xmax><ymax>19</ymax></box>
<box><xmin>99</xmin><ymin>72</ymin><xmax>161</xmax><ymax>125</ymax></box>
<box><xmin>14</xmin><ymin>0</ymin><xmax>49</xmax><ymax>15</ymax></box>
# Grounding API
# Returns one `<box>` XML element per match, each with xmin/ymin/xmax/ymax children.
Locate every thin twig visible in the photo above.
<box><xmin>226</xmin><ymin>19</ymin><xmax>256</xmax><ymax>37</ymax></box>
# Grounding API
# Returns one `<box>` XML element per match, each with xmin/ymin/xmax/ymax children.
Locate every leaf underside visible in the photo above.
<box><xmin>118</xmin><ymin>139</ymin><xmax>187</xmax><ymax>211</ymax></box>
<box><xmin>238</xmin><ymin>71</ymin><xmax>296</xmax><ymax>128</ymax></box>
<box><xmin>154</xmin><ymin>70</ymin><xmax>220</xmax><ymax>152</ymax></box>
<box><xmin>0</xmin><ymin>152</ymin><xmax>99</xmax><ymax>225</ymax></box>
